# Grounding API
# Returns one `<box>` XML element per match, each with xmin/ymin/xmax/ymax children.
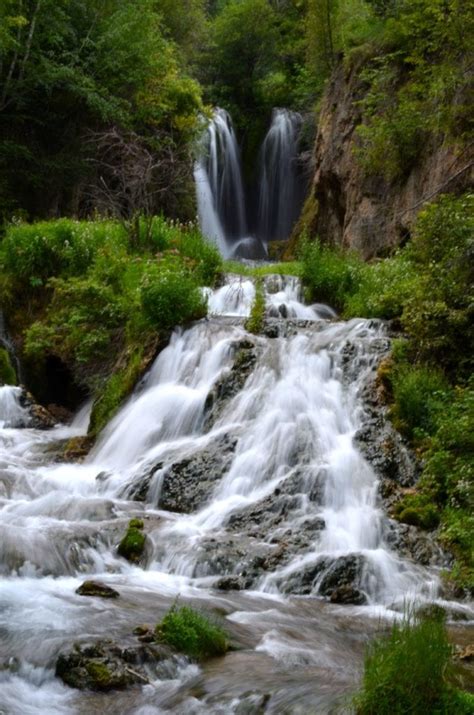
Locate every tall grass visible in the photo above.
<box><xmin>354</xmin><ymin>612</ymin><xmax>474</xmax><ymax>715</ymax></box>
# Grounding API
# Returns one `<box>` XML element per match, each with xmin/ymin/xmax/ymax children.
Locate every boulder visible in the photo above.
<box><xmin>55</xmin><ymin>640</ymin><xmax>171</xmax><ymax>691</ymax></box>
<box><xmin>75</xmin><ymin>580</ymin><xmax>119</xmax><ymax>599</ymax></box>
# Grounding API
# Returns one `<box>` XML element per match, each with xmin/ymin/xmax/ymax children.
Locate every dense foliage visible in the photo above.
<box><xmin>0</xmin><ymin>0</ymin><xmax>203</xmax><ymax>222</ymax></box>
<box><xmin>300</xmin><ymin>193</ymin><xmax>473</xmax><ymax>592</ymax></box>
<box><xmin>354</xmin><ymin>612</ymin><xmax>474</xmax><ymax>714</ymax></box>
<box><xmin>0</xmin><ymin>216</ymin><xmax>221</xmax><ymax>429</ymax></box>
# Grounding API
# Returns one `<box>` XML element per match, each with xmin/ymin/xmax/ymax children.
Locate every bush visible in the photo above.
<box><xmin>299</xmin><ymin>238</ymin><xmax>362</xmax><ymax>310</ymax></box>
<box><xmin>140</xmin><ymin>260</ymin><xmax>207</xmax><ymax>331</ymax></box>
<box><xmin>0</xmin><ymin>219</ymin><xmax>127</xmax><ymax>289</ymax></box>
<box><xmin>353</xmin><ymin>612</ymin><xmax>465</xmax><ymax>715</ymax></box>
<box><xmin>389</xmin><ymin>364</ymin><xmax>449</xmax><ymax>440</ymax></box>
<box><xmin>155</xmin><ymin>605</ymin><xmax>228</xmax><ymax>660</ymax></box>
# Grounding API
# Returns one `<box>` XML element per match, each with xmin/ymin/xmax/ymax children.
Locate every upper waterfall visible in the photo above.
<box><xmin>195</xmin><ymin>108</ymin><xmax>304</xmax><ymax>257</ymax></box>
<box><xmin>257</xmin><ymin>108</ymin><xmax>303</xmax><ymax>243</ymax></box>
<box><xmin>194</xmin><ymin>109</ymin><xmax>247</xmax><ymax>257</ymax></box>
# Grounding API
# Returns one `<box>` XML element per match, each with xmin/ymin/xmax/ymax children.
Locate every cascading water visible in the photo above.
<box><xmin>257</xmin><ymin>109</ymin><xmax>303</xmax><ymax>242</ymax></box>
<box><xmin>194</xmin><ymin>109</ymin><xmax>247</xmax><ymax>257</ymax></box>
<box><xmin>0</xmin><ymin>275</ymin><xmax>471</xmax><ymax>714</ymax></box>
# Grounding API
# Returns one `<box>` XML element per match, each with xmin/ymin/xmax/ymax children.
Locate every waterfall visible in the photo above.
<box><xmin>1</xmin><ymin>273</ymin><xmax>467</xmax><ymax>713</ymax></box>
<box><xmin>194</xmin><ymin>109</ymin><xmax>247</xmax><ymax>257</ymax></box>
<box><xmin>257</xmin><ymin>108</ymin><xmax>302</xmax><ymax>242</ymax></box>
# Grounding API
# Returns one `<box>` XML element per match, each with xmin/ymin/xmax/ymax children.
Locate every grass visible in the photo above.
<box><xmin>223</xmin><ymin>259</ymin><xmax>302</xmax><ymax>277</ymax></box>
<box><xmin>0</xmin><ymin>348</ymin><xmax>16</xmax><ymax>385</ymax></box>
<box><xmin>155</xmin><ymin>604</ymin><xmax>228</xmax><ymax>660</ymax></box>
<box><xmin>354</xmin><ymin>612</ymin><xmax>474</xmax><ymax>715</ymax></box>
<box><xmin>245</xmin><ymin>277</ymin><xmax>266</xmax><ymax>334</ymax></box>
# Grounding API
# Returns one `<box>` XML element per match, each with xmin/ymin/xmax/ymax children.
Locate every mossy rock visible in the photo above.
<box><xmin>0</xmin><ymin>347</ymin><xmax>17</xmax><ymax>385</ymax></box>
<box><xmin>117</xmin><ymin>521</ymin><xmax>147</xmax><ymax>563</ymax></box>
<box><xmin>75</xmin><ymin>580</ymin><xmax>120</xmax><ymax>599</ymax></box>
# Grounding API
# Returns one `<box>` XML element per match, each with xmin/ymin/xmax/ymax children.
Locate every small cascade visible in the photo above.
<box><xmin>194</xmin><ymin>109</ymin><xmax>247</xmax><ymax>256</ymax></box>
<box><xmin>257</xmin><ymin>109</ymin><xmax>303</xmax><ymax>242</ymax></box>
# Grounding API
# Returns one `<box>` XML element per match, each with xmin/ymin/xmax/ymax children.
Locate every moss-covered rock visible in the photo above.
<box><xmin>117</xmin><ymin>519</ymin><xmax>147</xmax><ymax>563</ymax></box>
<box><xmin>75</xmin><ymin>580</ymin><xmax>120</xmax><ymax>599</ymax></box>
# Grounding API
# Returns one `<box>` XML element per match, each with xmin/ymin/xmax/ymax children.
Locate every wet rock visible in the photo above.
<box><xmin>158</xmin><ymin>434</ymin><xmax>237</xmax><ymax>513</ymax></box>
<box><xmin>19</xmin><ymin>390</ymin><xmax>56</xmax><ymax>429</ymax></box>
<box><xmin>281</xmin><ymin>554</ymin><xmax>367</xmax><ymax>603</ymax></box>
<box><xmin>117</xmin><ymin>519</ymin><xmax>148</xmax><ymax>564</ymax></box>
<box><xmin>204</xmin><ymin>340</ymin><xmax>257</xmax><ymax>426</ymax></box>
<box><xmin>354</xmin><ymin>419</ymin><xmax>418</xmax><ymax>487</ymax></box>
<box><xmin>215</xmin><ymin>575</ymin><xmax>246</xmax><ymax>591</ymax></box>
<box><xmin>75</xmin><ymin>580</ymin><xmax>119</xmax><ymax>599</ymax></box>
<box><xmin>384</xmin><ymin>520</ymin><xmax>450</xmax><ymax>568</ymax></box>
<box><xmin>329</xmin><ymin>585</ymin><xmax>366</xmax><ymax>605</ymax></box>
<box><xmin>55</xmin><ymin>640</ymin><xmax>171</xmax><ymax>691</ymax></box>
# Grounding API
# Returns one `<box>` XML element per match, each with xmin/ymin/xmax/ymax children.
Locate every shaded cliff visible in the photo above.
<box><xmin>296</xmin><ymin>59</ymin><xmax>473</xmax><ymax>258</ymax></box>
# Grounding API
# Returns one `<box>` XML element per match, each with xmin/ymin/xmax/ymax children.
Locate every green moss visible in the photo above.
<box><xmin>155</xmin><ymin>605</ymin><xmax>228</xmax><ymax>660</ymax></box>
<box><xmin>89</xmin><ymin>348</ymin><xmax>145</xmax><ymax>438</ymax></box>
<box><xmin>0</xmin><ymin>348</ymin><xmax>16</xmax><ymax>385</ymax></box>
<box><xmin>117</xmin><ymin>522</ymin><xmax>147</xmax><ymax>563</ymax></box>
<box><xmin>245</xmin><ymin>278</ymin><xmax>265</xmax><ymax>334</ymax></box>
<box><xmin>84</xmin><ymin>660</ymin><xmax>118</xmax><ymax>690</ymax></box>
<box><xmin>128</xmin><ymin>518</ymin><xmax>144</xmax><ymax>530</ymax></box>
<box><xmin>397</xmin><ymin>505</ymin><xmax>440</xmax><ymax>530</ymax></box>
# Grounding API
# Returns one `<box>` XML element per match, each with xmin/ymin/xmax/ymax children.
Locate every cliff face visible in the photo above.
<box><xmin>301</xmin><ymin>61</ymin><xmax>473</xmax><ymax>258</ymax></box>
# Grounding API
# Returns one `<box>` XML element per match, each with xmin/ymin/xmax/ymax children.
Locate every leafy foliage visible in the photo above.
<box><xmin>156</xmin><ymin>605</ymin><xmax>228</xmax><ymax>660</ymax></box>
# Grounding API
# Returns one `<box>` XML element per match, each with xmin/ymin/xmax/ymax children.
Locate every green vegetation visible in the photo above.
<box><xmin>245</xmin><ymin>278</ymin><xmax>266</xmax><ymax>334</ymax></box>
<box><xmin>354</xmin><ymin>612</ymin><xmax>474</xmax><ymax>714</ymax></box>
<box><xmin>299</xmin><ymin>193</ymin><xmax>473</xmax><ymax>592</ymax></box>
<box><xmin>117</xmin><ymin>519</ymin><xmax>147</xmax><ymax>563</ymax></box>
<box><xmin>0</xmin><ymin>348</ymin><xmax>16</xmax><ymax>385</ymax></box>
<box><xmin>155</xmin><ymin>605</ymin><xmax>228</xmax><ymax>660</ymax></box>
<box><xmin>0</xmin><ymin>215</ymin><xmax>221</xmax><ymax>433</ymax></box>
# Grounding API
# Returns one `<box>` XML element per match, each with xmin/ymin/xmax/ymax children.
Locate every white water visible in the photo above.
<box><xmin>0</xmin><ymin>274</ymin><xmax>469</xmax><ymax>714</ymax></box>
<box><xmin>194</xmin><ymin>109</ymin><xmax>247</xmax><ymax>257</ymax></box>
<box><xmin>257</xmin><ymin>109</ymin><xmax>302</xmax><ymax>242</ymax></box>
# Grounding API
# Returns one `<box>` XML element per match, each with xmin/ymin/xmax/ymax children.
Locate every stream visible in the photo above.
<box><xmin>0</xmin><ymin>274</ymin><xmax>472</xmax><ymax>714</ymax></box>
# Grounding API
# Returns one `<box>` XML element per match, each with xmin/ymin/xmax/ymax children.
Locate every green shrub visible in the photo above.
<box><xmin>397</xmin><ymin>504</ymin><xmax>440</xmax><ymax>530</ymax></box>
<box><xmin>299</xmin><ymin>238</ymin><xmax>362</xmax><ymax>310</ymax></box>
<box><xmin>140</xmin><ymin>260</ymin><xmax>207</xmax><ymax>331</ymax></box>
<box><xmin>344</xmin><ymin>253</ymin><xmax>417</xmax><ymax>319</ymax></box>
<box><xmin>353</xmin><ymin>612</ymin><xmax>462</xmax><ymax>715</ymax></box>
<box><xmin>155</xmin><ymin>605</ymin><xmax>228</xmax><ymax>660</ymax></box>
<box><xmin>0</xmin><ymin>348</ymin><xmax>16</xmax><ymax>385</ymax></box>
<box><xmin>177</xmin><ymin>227</ymin><xmax>222</xmax><ymax>286</ymax></box>
<box><xmin>0</xmin><ymin>219</ymin><xmax>127</xmax><ymax>289</ymax></box>
<box><xmin>390</xmin><ymin>364</ymin><xmax>449</xmax><ymax>440</ymax></box>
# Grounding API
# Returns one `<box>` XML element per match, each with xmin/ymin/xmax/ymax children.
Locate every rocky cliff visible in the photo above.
<box><xmin>298</xmin><ymin>60</ymin><xmax>473</xmax><ymax>258</ymax></box>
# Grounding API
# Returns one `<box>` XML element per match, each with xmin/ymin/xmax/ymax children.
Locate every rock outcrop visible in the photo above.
<box><xmin>296</xmin><ymin>59</ymin><xmax>473</xmax><ymax>258</ymax></box>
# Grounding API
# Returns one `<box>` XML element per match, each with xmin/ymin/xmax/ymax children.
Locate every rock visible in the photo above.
<box><xmin>204</xmin><ymin>340</ymin><xmax>257</xmax><ymax>427</ymax></box>
<box><xmin>117</xmin><ymin>520</ymin><xmax>148</xmax><ymax>564</ymax></box>
<box><xmin>75</xmin><ymin>580</ymin><xmax>119</xmax><ymax>599</ymax></box>
<box><xmin>215</xmin><ymin>575</ymin><xmax>246</xmax><ymax>591</ymax></box>
<box><xmin>330</xmin><ymin>585</ymin><xmax>366</xmax><ymax>605</ymax></box>
<box><xmin>157</xmin><ymin>434</ymin><xmax>237</xmax><ymax>514</ymax></box>
<box><xmin>281</xmin><ymin>554</ymin><xmax>367</xmax><ymax>602</ymax></box>
<box><xmin>55</xmin><ymin>640</ymin><xmax>171</xmax><ymax>691</ymax></box>
<box><xmin>457</xmin><ymin>645</ymin><xmax>474</xmax><ymax>661</ymax></box>
<box><xmin>19</xmin><ymin>389</ymin><xmax>56</xmax><ymax>429</ymax></box>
